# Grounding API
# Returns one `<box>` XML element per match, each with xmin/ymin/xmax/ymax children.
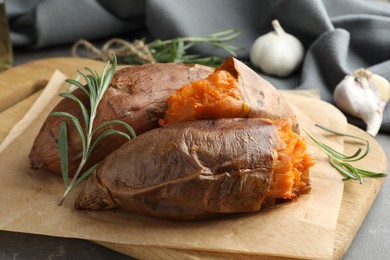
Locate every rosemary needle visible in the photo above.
<box><xmin>52</xmin><ymin>55</ymin><xmax>136</xmax><ymax>206</ymax></box>
<box><xmin>304</xmin><ymin>124</ymin><xmax>387</xmax><ymax>183</ymax></box>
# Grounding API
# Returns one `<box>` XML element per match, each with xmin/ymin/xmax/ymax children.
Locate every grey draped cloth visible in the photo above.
<box><xmin>5</xmin><ymin>0</ymin><xmax>390</xmax><ymax>133</ymax></box>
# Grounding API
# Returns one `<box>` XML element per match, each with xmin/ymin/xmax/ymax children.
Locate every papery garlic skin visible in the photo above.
<box><xmin>370</xmin><ymin>73</ymin><xmax>390</xmax><ymax>103</ymax></box>
<box><xmin>333</xmin><ymin>69</ymin><xmax>390</xmax><ymax>136</ymax></box>
<box><xmin>250</xmin><ymin>19</ymin><xmax>304</xmax><ymax>77</ymax></box>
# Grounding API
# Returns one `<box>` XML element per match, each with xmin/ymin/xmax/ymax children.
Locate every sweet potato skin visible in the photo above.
<box><xmin>29</xmin><ymin>63</ymin><xmax>213</xmax><ymax>176</ymax></box>
<box><xmin>217</xmin><ymin>57</ymin><xmax>299</xmax><ymax>132</ymax></box>
<box><xmin>75</xmin><ymin>118</ymin><xmax>283</xmax><ymax>220</ymax></box>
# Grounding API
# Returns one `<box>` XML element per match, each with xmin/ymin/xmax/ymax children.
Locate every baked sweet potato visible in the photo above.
<box><xmin>75</xmin><ymin>118</ymin><xmax>313</xmax><ymax>220</ymax></box>
<box><xmin>29</xmin><ymin>63</ymin><xmax>213</xmax><ymax>176</ymax></box>
<box><xmin>30</xmin><ymin>57</ymin><xmax>297</xmax><ymax>177</ymax></box>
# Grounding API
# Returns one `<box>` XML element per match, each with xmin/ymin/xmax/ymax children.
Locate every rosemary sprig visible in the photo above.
<box><xmin>145</xmin><ymin>28</ymin><xmax>241</xmax><ymax>66</ymax></box>
<box><xmin>72</xmin><ymin>29</ymin><xmax>242</xmax><ymax>67</ymax></box>
<box><xmin>52</xmin><ymin>55</ymin><xmax>136</xmax><ymax>205</ymax></box>
<box><xmin>304</xmin><ymin>124</ymin><xmax>387</xmax><ymax>183</ymax></box>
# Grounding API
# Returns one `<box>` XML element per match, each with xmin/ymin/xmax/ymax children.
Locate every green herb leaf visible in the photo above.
<box><xmin>51</xmin><ymin>111</ymin><xmax>86</xmax><ymax>157</ymax></box>
<box><xmin>58</xmin><ymin>92</ymin><xmax>90</xmax><ymax>129</ymax></box>
<box><xmin>356</xmin><ymin>168</ymin><xmax>387</xmax><ymax>178</ymax></box>
<box><xmin>58</xmin><ymin>121</ymin><xmax>69</xmax><ymax>188</ymax></box>
<box><xmin>65</xmin><ymin>78</ymin><xmax>90</xmax><ymax>96</ymax></box>
<box><xmin>304</xmin><ymin>125</ymin><xmax>387</xmax><ymax>183</ymax></box>
<box><xmin>92</xmin><ymin>119</ymin><xmax>136</xmax><ymax>138</ymax></box>
<box><xmin>304</xmin><ymin>129</ymin><xmax>364</xmax><ymax>161</ymax></box>
<box><xmin>89</xmin><ymin>129</ymin><xmax>131</xmax><ymax>156</ymax></box>
<box><xmin>314</xmin><ymin>124</ymin><xmax>369</xmax><ymax>162</ymax></box>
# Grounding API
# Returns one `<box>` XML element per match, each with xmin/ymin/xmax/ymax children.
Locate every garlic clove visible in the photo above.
<box><xmin>365</xmin><ymin>109</ymin><xmax>383</xmax><ymax>137</ymax></box>
<box><xmin>333</xmin><ymin>75</ymin><xmax>361</xmax><ymax>116</ymax></box>
<box><xmin>333</xmin><ymin>68</ymin><xmax>389</xmax><ymax>136</ymax></box>
<box><xmin>370</xmin><ymin>73</ymin><xmax>390</xmax><ymax>103</ymax></box>
<box><xmin>250</xmin><ymin>19</ymin><xmax>304</xmax><ymax>77</ymax></box>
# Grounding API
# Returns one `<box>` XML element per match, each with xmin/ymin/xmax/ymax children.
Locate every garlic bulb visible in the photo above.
<box><xmin>250</xmin><ymin>19</ymin><xmax>304</xmax><ymax>77</ymax></box>
<box><xmin>333</xmin><ymin>68</ymin><xmax>390</xmax><ymax>136</ymax></box>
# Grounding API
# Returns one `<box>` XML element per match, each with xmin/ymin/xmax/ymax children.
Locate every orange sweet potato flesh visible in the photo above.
<box><xmin>160</xmin><ymin>57</ymin><xmax>298</xmax><ymax>132</ymax></box>
<box><xmin>159</xmin><ymin>69</ymin><xmax>251</xmax><ymax>125</ymax></box>
<box><xmin>263</xmin><ymin>119</ymin><xmax>313</xmax><ymax>206</ymax></box>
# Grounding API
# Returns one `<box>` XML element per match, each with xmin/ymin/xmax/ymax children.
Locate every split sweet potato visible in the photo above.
<box><xmin>75</xmin><ymin>118</ymin><xmax>312</xmax><ymax>220</ymax></box>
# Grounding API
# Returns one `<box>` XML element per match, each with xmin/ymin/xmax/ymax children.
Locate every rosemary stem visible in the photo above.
<box><xmin>304</xmin><ymin>125</ymin><xmax>387</xmax><ymax>183</ymax></box>
<box><xmin>147</xmin><ymin>29</ymin><xmax>240</xmax><ymax>48</ymax></box>
<box><xmin>58</xmin><ymin>78</ymin><xmax>101</xmax><ymax>206</ymax></box>
<box><xmin>58</xmin><ymin>109</ymin><xmax>96</xmax><ymax>206</ymax></box>
<box><xmin>150</xmin><ymin>37</ymin><xmax>222</xmax><ymax>46</ymax></box>
<box><xmin>58</xmin><ymin>157</ymin><xmax>87</xmax><ymax>206</ymax></box>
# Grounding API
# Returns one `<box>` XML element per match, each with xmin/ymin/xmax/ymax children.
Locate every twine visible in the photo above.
<box><xmin>72</xmin><ymin>38</ymin><xmax>156</xmax><ymax>64</ymax></box>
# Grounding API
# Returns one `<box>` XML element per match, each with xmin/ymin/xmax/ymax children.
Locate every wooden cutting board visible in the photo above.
<box><xmin>0</xmin><ymin>58</ymin><xmax>387</xmax><ymax>259</ymax></box>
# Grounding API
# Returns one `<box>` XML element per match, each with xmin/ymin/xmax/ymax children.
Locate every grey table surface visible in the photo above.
<box><xmin>0</xmin><ymin>45</ymin><xmax>389</xmax><ymax>259</ymax></box>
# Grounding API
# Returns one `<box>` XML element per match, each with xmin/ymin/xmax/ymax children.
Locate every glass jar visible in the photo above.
<box><xmin>0</xmin><ymin>0</ymin><xmax>12</xmax><ymax>72</ymax></box>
